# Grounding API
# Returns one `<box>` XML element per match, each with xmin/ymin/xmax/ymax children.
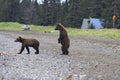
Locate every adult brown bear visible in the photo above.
<box><xmin>15</xmin><ymin>36</ymin><xmax>39</xmax><ymax>54</ymax></box>
<box><xmin>55</xmin><ymin>23</ymin><xmax>70</xmax><ymax>55</ymax></box>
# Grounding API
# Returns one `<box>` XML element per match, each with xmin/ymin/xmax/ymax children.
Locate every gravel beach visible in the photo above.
<box><xmin>0</xmin><ymin>30</ymin><xmax>120</xmax><ymax>80</ymax></box>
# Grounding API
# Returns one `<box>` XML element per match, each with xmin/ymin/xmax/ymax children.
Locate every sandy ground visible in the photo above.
<box><xmin>0</xmin><ymin>30</ymin><xmax>120</xmax><ymax>80</ymax></box>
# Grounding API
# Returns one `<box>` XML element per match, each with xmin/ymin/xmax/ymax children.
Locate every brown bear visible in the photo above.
<box><xmin>15</xmin><ymin>36</ymin><xmax>39</xmax><ymax>54</ymax></box>
<box><xmin>55</xmin><ymin>23</ymin><xmax>70</xmax><ymax>55</ymax></box>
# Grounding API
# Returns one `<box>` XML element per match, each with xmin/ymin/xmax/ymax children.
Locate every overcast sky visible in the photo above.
<box><xmin>37</xmin><ymin>0</ymin><xmax>65</xmax><ymax>4</ymax></box>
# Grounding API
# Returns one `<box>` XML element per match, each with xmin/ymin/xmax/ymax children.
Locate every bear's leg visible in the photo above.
<box><xmin>35</xmin><ymin>47</ymin><xmax>39</xmax><ymax>54</ymax></box>
<box><xmin>64</xmin><ymin>45</ymin><xmax>69</xmax><ymax>55</ymax></box>
<box><xmin>65</xmin><ymin>50</ymin><xmax>69</xmax><ymax>55</ymax></box>
<box><xmin>26</xmin><ymin>46</ymin><xmax>30</xmax><ymax>54</ymax></box>
<box><xmin>18</xmin><ymin>46</ymin><xmax>24</xmax><ymax>54</ymax></box>
<box><xmin>65</xmin><ymin>46</ymin><xmax>69</xmax><ymax>55</ymax></box>
<box><xmin>61</xmin><ymin>46</ymin><xmax>66</xmax><ymax>55</ymax></box>
<box><xmin>33</xmin><ymin>46</ymin><xmax>39</xmax><ymax>54</ymax></box>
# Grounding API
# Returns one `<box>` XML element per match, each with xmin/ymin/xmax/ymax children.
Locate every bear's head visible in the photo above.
<box><xmin>15</xmin><ymin>36</ymin><xmax>23</xmax><ymax>42</ymax></box>
<box><xmin>55</xmin><ymin>23</ymin><xmax>64</xmax><ymax>31</ymax></box>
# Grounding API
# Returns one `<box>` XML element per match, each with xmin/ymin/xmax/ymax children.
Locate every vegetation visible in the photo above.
<box><xmin>67</xmin><ymin>28</ymin><xmax>120</xmax><ymax>39</ymax></box>
<box><xmin>0</xmin><ymin>22</ymin><xmax>21</xmax><ymax>30</ymax></box>
<box><xmin>30</xmin><ymin>25</ymin><xmax>54</xmax><ymax>32</ymax></box>
<box><xmin>0</xmin><ymin>22</ymin><xmax>120</xmax><ymax>39</ymax></box>
<box><xmin>0</xmin><ymin>0</ymin><xmax>120</xmax><ymax>28</ymax></box>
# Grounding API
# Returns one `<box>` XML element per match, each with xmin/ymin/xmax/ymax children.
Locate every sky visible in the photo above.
<box><xmin>37</xmin><ymin>0</ymin><xmax>65</xmax><ymax>4</ymax></box>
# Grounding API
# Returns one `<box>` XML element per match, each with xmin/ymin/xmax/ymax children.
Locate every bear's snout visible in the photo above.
<box><xmin>14</xmin><ymin>39</ymin><xmax>18</xmax><ymax>42</ymax></box>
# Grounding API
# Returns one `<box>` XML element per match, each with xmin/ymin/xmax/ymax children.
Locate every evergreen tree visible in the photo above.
<box><xmin>42</xmin><ymin>0</ymin><xmax>50</xmax><ymax>25</ymax></box>
<box><xmin>0</xmin><ymin>0</ymin><xmax>20</xmax><ymax>22</ymax></box>
<box><xmin>66</xmin><ymin>0</ymin><xmax>81</xmax><ymax>27</ymax></box>
<box><xmin>101</xmin><ymin>0</ymin><xmax>114</xmax><ymax>28</ymax></box>
<box><xmin>20</xmin><ymin>0</ymin><xmax>33</xmax><ymax>24</ymax></box>
<box><xmin>60</xmin><ymin>0</ymin><xmax>69</xmax><ymax>26</ymax></box>
<box><xmin>42</xmin><ymin>0</ymin><xmax>61</xmax><ymax>25</ymax></box>
<box><xmin>31</xmin><ymin>0</ymin><xmax>41</xmax><ymax>25</ymax></box>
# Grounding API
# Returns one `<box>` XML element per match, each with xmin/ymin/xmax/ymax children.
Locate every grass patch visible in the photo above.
<box><xmin>67</xmin><ymin>28</ymin><xmax>120</xmax><ymax>38</ymax></box>
<box><xmin>0</xmin><ymin>22</ymin><xmax>54</xmax><ymax>32</ymax></box>
<box><xmin>30</xmin><ymin>25</ymin><xmax>54</xmax><ymax>32</ymax></box>
<box><xmin>0</xmin><ymin>22</ymin><xmax>21</xmax><ymax>30</ymax></box>
<box><xmin>0</xmin><ymin>22</ymin><xmax>120</xmax><ymax>39</ymax></box>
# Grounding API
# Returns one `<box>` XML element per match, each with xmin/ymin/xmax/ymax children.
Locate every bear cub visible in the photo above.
<box><xmin>15</xmin><ymin>36</ymin><xmax>39</xmax><ymax>54</ymax></box>
<box><xmin>55</xmin><ymin>23</ymin><xmax>70</xmax><ymax>55</ymax></box>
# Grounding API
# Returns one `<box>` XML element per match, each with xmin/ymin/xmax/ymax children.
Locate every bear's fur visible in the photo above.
<box><xmin>55</xmin><ymin>23</ymin><xmax>70</xmax><ymax>55</ymax></box>
<box><xmin>15</xmin><ymin>36</ymin><xmax>39</xmax><ymax>54</ymax></box>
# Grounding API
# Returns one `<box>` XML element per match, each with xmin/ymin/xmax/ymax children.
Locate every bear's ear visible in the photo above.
<box><xmin>18</xmin><ymin>36</ymin><xmax>22</xmax><ymax>39</ymax></box>
<box><xmin>57</xmin><ymin>23</ymin><xmax>61</xmax><ymax>27</ymax></box>
<box><xmin>58</xmin><ymin>23</ymin><xmax>64</xmax><ymax>30</ymax></box>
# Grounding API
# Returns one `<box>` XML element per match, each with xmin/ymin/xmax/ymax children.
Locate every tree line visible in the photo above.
<box><xmin>0</xmin><ymin>0</ymin><xmax>120</xmax><ymax>28</ymax></box>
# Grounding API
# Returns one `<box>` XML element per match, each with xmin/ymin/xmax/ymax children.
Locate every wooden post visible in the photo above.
<box><xmin>112</xmin><ymin>15</ymin><xmax>116</xmax><ymax>28</ymax></box>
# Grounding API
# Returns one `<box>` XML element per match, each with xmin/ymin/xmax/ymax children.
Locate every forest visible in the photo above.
<box><xmin>0</xmin><ymin>0</ymin><xmax>120</xmax><ymax>28</ymax></box>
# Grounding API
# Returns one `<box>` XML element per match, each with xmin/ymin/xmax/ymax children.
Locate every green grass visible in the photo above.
<box><xmin>30</xmin><ymin>25</ymin><xmax>54</xmax><ymax>32</ymax></box>
<box><xmin>67</xmin><ymin>28</ymin><xmax>120</xmax><ymax>39</ymax></box>
<box><xmin>0</xmin><ymin>22</ymin><xmax>54</xmax><ymax>32</ymax></box>
<box><xmin>0</xmin><ymin>22</ymin><xmax>21</xmax><ymax>30</ymax></box>
<box><xmin>0</xmin><ymin>22</ymin><xmax>120</xmax><ymax>39</ymax></box>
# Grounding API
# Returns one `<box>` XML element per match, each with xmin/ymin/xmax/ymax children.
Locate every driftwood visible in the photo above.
<box><xmin>0</xmin><ymin>52</ymin><xmax>17</xmax><ymax>56</ymax></box>
<box><xmin>65</xmin><ymin>74</ymin><xmax>72</xmax><ymax>80</ymax></box>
